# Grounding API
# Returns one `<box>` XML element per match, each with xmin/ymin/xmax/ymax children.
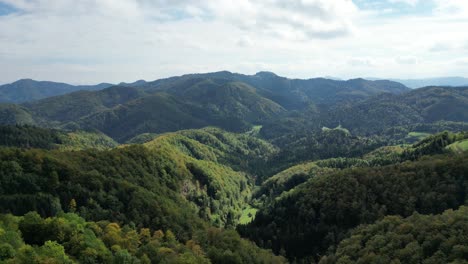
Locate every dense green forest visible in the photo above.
<box><xmin>240</xmin><ymin>153</ymin><xmax>468</xmax><ymax>262</ymax></box>
<box><xmin>320</xmin><ymin>206</ymin><xmax>468</xmax><ymax>264</ymax></box>
<box><xmin>0</xmin><ymin>73</ymin><xmax>467</xmax><ymax>263</ymax></box>
<box><xmin>0</xmin><ymin>212</ymin><xmax>285</xmax><ymax>263</ymax></box>
<box><xmin>0</xmin><ymin>127</ymin><xmax>287</xmax><ymax>263</ymax></box>
<box><xmin>0</xmin><ymin>127</ymin><xmax>278</xmax><ymax>231</ymax></box>
<box><xmin>0</xmin><ymin>125</ymin><xmax>117</xmax><ymax>150</ymax></box>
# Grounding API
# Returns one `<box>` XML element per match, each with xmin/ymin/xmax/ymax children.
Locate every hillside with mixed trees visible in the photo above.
<box><xmin>0</xmin><ymin>71</ymin><xmax>467</xmax><ymax>263</ymax></box>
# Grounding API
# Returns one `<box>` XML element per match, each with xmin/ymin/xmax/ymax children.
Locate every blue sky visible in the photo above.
<box><xmin>0</xmin><ymin>2</ymin><xmax>16</xmax><ymax>16</ymax></box>
<box><xmin>0</xmin><ymin>0</ymin><xmax>467</xmax><ymax>84</ymax></box>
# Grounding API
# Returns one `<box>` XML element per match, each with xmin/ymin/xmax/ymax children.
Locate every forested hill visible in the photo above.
<box><xmin>240</xmin><ymin>153</ymin><xmax>468</xmax><ymax>262</ymax></box>
<box><xmin>0</xmin><ymin>72</ymin><xmax>411</xmax><ymax>142</ymax></box>
<box><xmin>0</xmin><ymin>71</ymin><xmax>467</xmax><ymax>264</ymax></box>
<box><xmin>140</xmin><ymin>71</ymin><xmax>410</xmax><ymax>109</ymax></box>
<box><xmin>320</xmin><ymin>206</ymin><xmax>468</xmax><ymax>263</ymax></box>
<box><xmin>0</xmin><ymin>125</ymin><xmax>466</xmax><ymax>263</ymax></box>
<box><xmin>0</xmin><ymin>126</ymin><xmax>286</xmax><ymax>263</ymax></box>
<box><xmin>259</xmin><ymin>86</ymin><xmax>468</xmax><ymax>154</ymax></box>
<box><xmin>324</xmin><ymin>86</ymin><xmax>468</xmax><ymax>135</ymax></box>
<box><xmin>0</xmin><ymin>79</ymin><xmax>113</xmax><ymax>103</ymax></box>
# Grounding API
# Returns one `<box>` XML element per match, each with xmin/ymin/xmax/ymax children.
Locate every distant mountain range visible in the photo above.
<box><xmin>1</xmin><ymin>71</ymin><xmax>467</xmax><ymax>143</ymax></box>
<box><xmin>2</xmin><ymin>74</ymin><xmax>467</xmax><ymax>104</ymax></box>
<box><xmin>0</xmin><ymin>79</ymin><xmax>113</xmax><ymax>103</ymax></box>
<box><xmin>369</xmin><ymin>77</ymin><xmax>468</xmax><ymax>89</ymax></box>
<box><xmin>0</xmin><ymin>71</ymin><xmax>410</xmax><ymax>142</ymax></box>
<box><xmin>1</xmin><ymin>71</ymin><xmax>468</xmax><ymax>264</ymax></box>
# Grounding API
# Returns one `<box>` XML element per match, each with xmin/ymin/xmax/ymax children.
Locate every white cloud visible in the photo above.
<box><xmin>433</xmin><ymin>0</ymin><xmax>468</xmax><ymax>17</ymax></box>
<box><xmin>455</xmin><ymin>58</ymin><xmax>468</xmax><ymax>66</ymax></box>
<box><xmin>348</xmin><ymin>57</ymin><xmax>378</xmax><ymax>67</ymax></box>
<box><xmin>429</xmin><ymin>43</ymin><xmax>454</xmax><ymax>52</ymax></box>
<box><xmin>0</xmin><ymin>0</ymin><xmax>467</xmax><ymax>84</ymax></box>
<box><xmin>396</xmin><ymin>56</ymin><xmax>419</xmax><ymax>65</ymax></box>
<box><xmin>237</xmin><ymin>36</ymin><xmax>254</xmax><ymax>47</ymax></box>
<box><xmin>196</xmin><ymin>0</ymin><xmax>359</xmax><ymax>40</ymax></box>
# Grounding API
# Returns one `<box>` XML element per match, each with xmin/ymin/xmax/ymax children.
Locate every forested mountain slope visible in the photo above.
<box><xmin>0</xmin><ymin>127</ymin><xmax>288</xmax><ymax>263</ymax></box>
<box><xmin>0</xmin><ymin>71</ymin><xmax>467</xmax><ymax>264</ymax></box>
<box><xmin>141</xmin><ymin>71</ymin><xmax>409</xmax><ymax>109</ymax></box>
<box><xmin>23</xmin><ymin>86</ymin><xmax>145</xmax><ymax>125</ymax></box>
<box><xmin>0</xmin><ymin>125</ymin><xmax>117</xmax><ymax>150</ymax></box>
<box><xmin>320</xmin><ymin>206</ymin><xmax>468</xmax><ymax>264</ymax></box>
<box><xmin>0</xmin><ymin>104</ymin><xmax>35</xmax><ymax>125</ymax></box>
<box><xmin>255</xmin><ymin>86</ymin><xmax>468</xmax><ymax>169</ymax></box>
<box><xmin>0</xmin><ymin>72</ymin><xmax>411</xmax><ymax>142</ymax></box>
<box><xmin>76</xmin><ymin>82</ymin><xmax>285</xmax><ymax>142</ymax></box>
<box><xmin>0</xmin><ymin>211</ymin><xmax>285</xmax><ymax>264</ymax></box>
<box><xmin>0</xmin><ymin>79</ymin><xmax>112</xmax><ymax>103</ymax></box>
<box><xmin>324</xmin><ymin>86</ymin><xmax>468</xmax><ymax>135</ymax></box>
<box><xmin>0</xmin><ymin>79</ymin><xmax>288</xmax><ymax>141</ymax></box>
<box><xmin>240</xmin><ymin>153</ymin><xmax>468</xmax><ymax>262</ymax></box>
<box><xmin>0</xmin><ymin>127</ymin><xmax>276</xmax><ymax>230</ymax></box>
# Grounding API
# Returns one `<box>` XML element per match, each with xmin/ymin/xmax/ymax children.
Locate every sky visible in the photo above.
<box><xmin>0</xmin><ymin>0</ymin><xmax>468</xmax><ymax>84</ymax></box>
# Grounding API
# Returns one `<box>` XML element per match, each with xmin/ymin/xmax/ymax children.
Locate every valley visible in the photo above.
<box><xmin>0</xmin><ymin>72</ymin><xmax>467</xmax><ymax>263</ymax></box>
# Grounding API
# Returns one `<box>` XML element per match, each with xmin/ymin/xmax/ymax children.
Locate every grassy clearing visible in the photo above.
<box><xmin>322</xmin><ymin>125</ymin><xmax>350</xmax><ymax>135</ymax></box>
<box><xmin>406</xmin><ymin>131</ymin><xmax>431</xmax><ymax>142</ymax></box>
<box><xmin>446</xmin><ymin>139</ymin><xmax>468</xmax><ymax>153</ymax></box>
<box><xmin>245</xmin><ymin>125</ymin><xmax>263</xmax><ymax>137</ymax></box>
<box><xmin>239</xmin><ymin>206</ymin><xmax>258</xmax><ymax>225</ymax></box>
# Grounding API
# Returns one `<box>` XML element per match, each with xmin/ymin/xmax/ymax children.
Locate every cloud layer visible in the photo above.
<box><xmin>0</xmin><ymin>0</ymin><xmax>467</xmax><ymax>84</ymax></box>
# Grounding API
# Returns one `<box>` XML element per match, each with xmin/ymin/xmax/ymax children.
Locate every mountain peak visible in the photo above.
<box><xmin>13</xmin><ymin>79</ymin><xmax>36</xmax><ymax>84</ymax></box>
<box><xmin>118</xmin><ymin>80</ymin><xmax>147</xmax><ymax>87</ymax></box>
<box><xmin>255</xmin><ymin>71</ymin><xmax>278</xmax><ymax>78</ymax></box>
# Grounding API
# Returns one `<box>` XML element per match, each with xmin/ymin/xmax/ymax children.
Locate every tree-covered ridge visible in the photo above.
<box><xmin>402</xmin><ymin>131</ymin><xmax>468</xmax><ymax>159</ymax></box>
<box><xmin>1</xmin><ymin>73</ymin><xmax>468</xmax><ymax>264</ymax></box>
<box><xmin>64</xmin><ymin>81</ymin><xmax>285</xmax><ymax>142</ymax></box>
<box><xmin>0</xmin><ymin>145</ymin><xmax>205</xmax><ymax>238</ymax></box>
<box><xmin>250</xmin><ymin>131</ymin><xmax>468</xmax><ymax>206</ymax></box>
<box><xmin>254</xmin><ymin>158</ymin><xmax>379</xmax><ymax>203</ymax></box>
<box><xmin>0</xmin><ymin>125</ymin><xmax>118</xmax><ymax>150</ymax></box>
<box><xmin>0</xmin><ymin>125</ymin><xmax>63</xmax><ymax>149</ymax></box>
<box><xmin>2</xmin><ymin>79</ymin><xmax>286</xmax><ymax>142</ymax></box>
<box><xmin>126</xmin><ymin>133</ymin><xmax>159</xmax><ymax>144</ymax></box>
<box><xmin>143</xmin><ymin>71</ymin><xmax>409</xmax><ymax>109</ymax></box>
<box><xmin>257</xmin><ymin>86</ymin><xmax>468</xmax><ymax>158</ymax></box>
<box><xmin>164</xmin><ymin>127</ymin><xmax>278</xmax><ymax>175</ymax></box>
<box><xmin>320</xmin><ymin>206</ymin><xmax>468</xmax><ymax>264</ymax></box>
<box><xmin>240</xmin><ymin>153</ymin><xmax>468</xmax><ymax>262</ymax></box>
<box><xmin>0</xmin><ymin>127</ymin><xmax>278</xmax><ymax>237</ymax></box>
<box><xmin>0</xmin><ymin>79</ymin><xmax>113</xmax><ymax>103</ymax></box>
<box><xmin>322</xmin><ymin>86</ymin><xmax>468</xmax><ymax>136</ymax></box>
<box><xmin>261</xmin><ymin>127</ymin><xmax>385</xmax><ymax>177</ymax></box>
<box><xmin>0</xmin><ymin>104</ymin><xmax>35</xmax><ymax>126</ymax></box>
<box><xmin>1</xmin><ymin>74</ymin><xmax>465</xmax><ymax>149</ymax></box>
<box><xmin>0</xmin><ymin>212</ymin><xmax>285</xmax><ymax>264</ymax></box>
<box><xmin>23</xmin><ymin>86</ymin><xmax>146</xmax><ymax>124</ymax></box>
<box><xmin>143</xmin><ymin>127</ymin><xmax>278</xmax><ymax>226</ymax></box>
<box><xmin>0</xmin><ymin>72</ymin><xmax>416</xmax><ymax>143</ymax></box>
<box><xmin>165</xmin><ymin>79</ymin><xmax>286</xmax><ymax>122</ymax></box>
<box><xmin>57</xmin><ymin>131</ymin><xmax>118</xmax><ymax>151</ymax></box>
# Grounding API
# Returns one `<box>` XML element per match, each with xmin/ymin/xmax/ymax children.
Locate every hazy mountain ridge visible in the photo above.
<box><xmin>0</xmin><ymin>72</ymin><xmax>413</xmax><ymax>142</ymax></box>
<box><xmin>368</xmin><ymin>76</ymin><xmax>468</xmax><ymax>88</ymax></box>
<box><xmin>327</xmin><ymin>86</ymin><xmax>468</xmax><ymax>133</ymax></box>
<box><xmin>4</xmin><ymin>73</ymin><xmax>467</xmax><ymax>104</ymax></box>
<box><xmin>0</xmin><ymin>79</ymin><xmax>113</xmax><ymax>103</ymax></box>
<box><xmin>141</xmin><ymin>71</ymin><xmax>409</xmax><ymax>109</ymax></box>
